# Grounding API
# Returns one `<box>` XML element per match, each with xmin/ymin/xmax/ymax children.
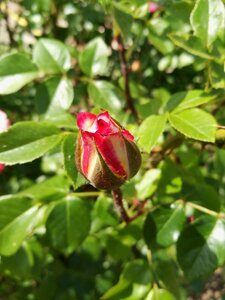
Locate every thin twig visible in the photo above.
<box><xmin>177</xmin><ymin>199</ymin><xmax>225</xmax><ymax>219</ymax></box>
<box><xmin>216</xmin><ymin>125</ymin><xmax>225</xmax><ymax>130</ymax></box>
<box><xmin>115</xmin><ymin>35</ymin><xmax>139</xmax><ymax>123</ymax></box>
<box><xmin>2</xmin><ymin>1</ymin><xmax>14</xmax><ymax>46</ymax></box>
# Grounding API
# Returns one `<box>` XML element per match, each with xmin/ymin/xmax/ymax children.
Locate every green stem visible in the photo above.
<box><xmin>69</xmin><ymin>192</ymin><xmax>103</xmax><ymax>197</ymax></box>
<box><xmin>177</xmin><ymin>199</ymin><xmax>225</xmax><ymax>218</ymax></box>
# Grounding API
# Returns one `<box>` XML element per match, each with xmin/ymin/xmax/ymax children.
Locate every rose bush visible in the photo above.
<box><xmin>0</xmin><ymin>0</ymin><xmax>225</xmax><ymax>299</ymax></box>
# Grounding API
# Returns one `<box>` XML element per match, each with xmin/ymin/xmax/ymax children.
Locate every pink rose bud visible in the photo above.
<box><xmin>75</xmin><ymin>111</ymin><xmax>141</xmax><ymax>190</ymax></box>
<box><xmin>148</xmin><ymin>2</ymin><xmax>160</xmax><ymax>13</ymax></box>
<box><xmin>0</xmin><ymin>110</ymin><xmax>10</xmax><ymax>173</ymax></box>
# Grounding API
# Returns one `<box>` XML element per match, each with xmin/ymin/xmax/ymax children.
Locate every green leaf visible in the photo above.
<box><xmin>33</xmin><ymin>38</ymin><xmax>71</xmax><ymax>74</ymax></box>
<box><xmin>62</xmin><ymin>133</ymin><xmax>78</xmax><ymax>188</ymax></box>
<box><xmin>102</xmin><ymin>260</ymin><xmax>152</xmax><ymax>300</ymax></box>
<box><xmin>168</xmin><ymin>34</ymin><xmax>217</xmax><ymax>61</ymax></box>
<box><xmin>0</xmin><ymin>242</ymin><xmax>33</xmax><ymax>278</ymax></box>
<box><xmin>88</xmin><ymin>80</ymin><xmax>124</xmax><ymax>113</ymax></box>
<box><xmin>190</xmin><ymin>0</ymin><xmax>225</xmax><ymax>47</ymax></box>
<box><xmin>91</xmin><ymin>195</ymin><xmax>118</xmax><ymax>233</ymax></box>
<box><xmin>0</xmin><ymin>196</ymin><xmax>39</xmax><ymax>256</ymax></box>
<box><xmin>0</xmin><ymin>122</ymin><xmax>63</xmax><ymax>165</ymax></box>
<box><xmin>145</xmin><ymin>287</ymin><xmax>176</xmax><ymax>300</ymax></box>
<box><xmin>182</xmin><ymin>182</ymin><xmax>220</xmax><ymax>212</ymax></box>
<box><xmin>166</xmin><ymin>90</ymin><xmax>217</xmax><ymax>113</ymax></box>
<box><xmin>46</xmin><ymin>197</ymin><xmax>91</xmax><ymax>255</ymax></box>
<box><xmin>36</xmin><ymin>77</ymin><xmax>74</xmax><ymax>117</ymax></box>
<box><xmin>138</xmin><ymin>114</ymin><xmax>167</xmax><ymax>152</ymax></box>
<box><xmin>0</xmin><ymin>53</ymin><xmax>38</xmax><ymax>95</ymax></box>
<box><xmin>113</xmin><ymin>6</ymin><xmax>132</xmax><ymax>41</ymax></box>
<box><xmin>209</xmin><ymin>60</ymin><xmax>225</xmax><ymax>88</ymax></box>
<box><xmin>136</xmin><ymin>169</ymin><xmax>161</xmax><ymax>200</ymax></box>
<box><xmin>155</xmin><ymin>259</ymin><xmax>181</xmax><ymax>300</ymax></box>
<box><xmin>19</xmin><ymin>175</ymin><xmax>70</xmax><ymax>203</ymax></box>
<box><xmin>144</xmin><ymin>204</ymin><xmax>186</xmax><ymax>248</ymax></box>
<box><xmin>45</xmin><ymin>112</ymin><xmax>76</xmax><ymax>129</ymax></box>
<box><xmin>0</xmin><ymin>240</ymin><xmax>43</xmax><ymax>278</ymax></box>
<box><xmin>177</xmin><ymin>216</ymin><xmax>225</xmax><ymax>279</ymax></box>
<box><xmin>168</xmin><ymin>108</ymin><xmax>216</xmax><ymax>142</ymax></box>
<box><xmin>79</xmin><ymin>37</ymin><xmax>109</xmax><ymax>77</ymax></box>
<box><xmin>148</xmin><ymin>18</ymin><xmax>174</xmax><ymax>55</ymax></box>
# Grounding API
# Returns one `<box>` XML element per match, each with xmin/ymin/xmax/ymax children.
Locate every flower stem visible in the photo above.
<box><xmin>112</xmin><ymin>188</ymin><xmax>131</xmax><ymax>224</ymax></box>
<box><xmin>69</xmin><ymin>192</ymin><xmax>102</xmax><ymax>197</ymax></box>
<box><xmin>111</xmin><ymin>188</ymin><xmax>144</xmax><ymax>224</ymax></box>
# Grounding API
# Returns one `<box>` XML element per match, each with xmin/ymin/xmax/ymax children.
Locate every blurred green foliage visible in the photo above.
<box><xmin>0</xmin><ymin>0</ymin><xmax>225</xmax><ymax>299</ymax></box>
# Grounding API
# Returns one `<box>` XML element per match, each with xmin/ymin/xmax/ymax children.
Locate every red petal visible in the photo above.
<box><xmin>77</xmin><ymin>112</ymin><xmax>97</xmax><ymax>132</ymax></box>
<box><xmin>97</xmin><ymin>112</ymin><xmax>119</xmax><ymax>134</ymax></box>
<box><xmin>122</xmin><ymin>130</ymin><xmax>134</xmax><ymax>141</ymax></box>
<box><xmin>94</xmin><ymin>132</ymin><xmax>129</xmax><ymax>178</ymax></box>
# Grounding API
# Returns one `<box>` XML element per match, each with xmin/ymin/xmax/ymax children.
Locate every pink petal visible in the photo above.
<box><xmin>97</xmin><ymin>111</ymin><xmax>111</xmax><ymax>123</ymax></box>
<box><xmin>94</xmin><ymin>132</ymin><xmax>129</xmax><ymax>178</ymax></box>
<box><xmin>77</xmin><ymin>112</ymin><xmax>97</xmax><ymax>132</ymax></box>
<box><xmin>149</xmin><ymin>2</ymin><xmax>160</xmax><ymax>13</ymax></box>
<box><xmin>122</xmin><ymin>130</ymin><xmax>134</xmax><ymax>141</ymax></box>
<box><xmin>0</xmin><ymin>110</ymin><xmax>10</xmax><ymax>133</ymax></box>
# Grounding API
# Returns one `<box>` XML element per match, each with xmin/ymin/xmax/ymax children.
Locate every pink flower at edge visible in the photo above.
<box><xmin>0</xmin><ymin>110</ymin><xmax>10</xmax><ymax>173</ymax></box>
<box><xmin>0</xmin><ymin>110</ymin><xmax>10</xmax><ymax>133</ymax></box>
<box><xmin>148</xmin><ymin>2</ymin><xmax>160</xmax><ymax>13</ymax></box>
<box><xmin>0</xmin><ymin>164</ymin><xmax>5</xmax><ymax>173</ymax></box>
<box><xmin>75</xmin><ymin>111</ymin><xmax>141</xmax><ymax>190</ymax></box>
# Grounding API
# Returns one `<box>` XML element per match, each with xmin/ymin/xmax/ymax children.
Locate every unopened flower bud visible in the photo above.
<box><xmin>75</xmin><ymin>111</ymin><xmax>141</xmax><ymax>190</ymax></box>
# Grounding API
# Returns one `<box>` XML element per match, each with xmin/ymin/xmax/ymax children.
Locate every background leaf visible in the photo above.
<box><xmin>0</xmin><ymin>53</ymin><xmax>38</xmax><ymax>95</ymax></box>
<box><xmin>138</xmin><ymin>114</ymin><xmax>167</xmax><ymax>152</ymax></box>
<box><xmin>168</xmin><ymin>108</ymin><xmax>216</xmax><ymax>142</ymax></box>
<box><xmin>190</xmin><ymin>0</ymin><xmax>225</xmax><ymax>47</ymax></box>
<box><xmin>36</xmin><ymin>77</ymin><xmax>74</xmax><ymax>117</ymax></box>
<box><xmin>46</xmin><ymin>197</ymin><xmax>92</xmax><ymax>255</ymax></box>
<box><xmin>88</xmin><ymin>80</ymin><xmax>124</xmax><ymax>113</ymax></box>
<box><xmin>177</xmin><ymin>216</ymin><xmax>225</xmax><ymax>279</ymax></box>
<box><xmin>0</xmin><ymin>122</ymin><xmax>63</xmax><ymax>165</ymax></box>
<box><xmin>166</xmin><ymin>90</ymin><xmax>217</xmax><ymax>113</ymax></box>
<box><xmin>33</xmin><ymin>38</ymin><xmax>71</xmax><ymax>74</ymax></box>
<box><xmin>79</xmin><ymin>37</ymin><xmax>109</xmax><ymax>77</ymax></box>
<box><xmin>144</xmin><ymin>204</ymin><xmax>186</xmax><ymax>248</ymax></box>
<box><xmin>113</xmin><ymin>6</ymin><xmax>132</xmax><ymax>41</ymax></box>
<box><xmin>62</xmin><ymin>133</ymin><xmax>78</xmax><ymax>187</ymax></box>
<box><xmin>0</xmin><ymin>196</ymin><xmax>39</xmax><ymax>256</ymax></box>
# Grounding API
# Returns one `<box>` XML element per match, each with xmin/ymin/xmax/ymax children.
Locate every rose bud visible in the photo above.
<box><xmin>0</xmin><ymin>110</ymin><xmax>10</xmax><ymax>173</ymax></box>
<box><xmin>75</xmin><ymin>111</ymin><xmax>141</xmax><ymax>190</ymax></box>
